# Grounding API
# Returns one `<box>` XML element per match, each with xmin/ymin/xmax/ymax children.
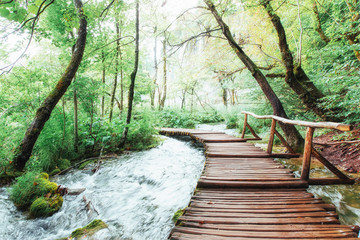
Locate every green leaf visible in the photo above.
<box><xmin>28</xmin><ymin>4</ymin><xmax>38</xmax><ymax>14</ymax></box>
<box><xmin>0</xmin><ymin>8</ymin><xmax>10</xmax><ymax>18</ymax></box>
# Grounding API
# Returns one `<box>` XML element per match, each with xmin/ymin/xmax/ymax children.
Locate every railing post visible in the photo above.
<box><xmin>267</xmin><ymin>119</ymin><xmax>277</xmax><ymax>154</ymax></box>
<box><xmin>241</xmin><ymin>114</ymin><xmax>247</xmax><ymax>139</ymax></box>
<box><xmin>301</xmin><ymin>127</ymin><xmax>315</xmax><ymax>181</ymax></box>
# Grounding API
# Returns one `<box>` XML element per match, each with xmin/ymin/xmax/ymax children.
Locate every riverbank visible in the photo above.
<box><xmin>314</xmin><ymin>125</ymin><xmax>360</xmax><ymax>173</ymax></box>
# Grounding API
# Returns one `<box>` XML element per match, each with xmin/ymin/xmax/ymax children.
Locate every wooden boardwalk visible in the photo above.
<box><xmin>160</xmin><ymin>128</ymin><xmax>359</xmax><ymax>240</ymax></box>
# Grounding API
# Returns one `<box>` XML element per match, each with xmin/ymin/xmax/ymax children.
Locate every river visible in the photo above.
<box><xmin>0</xmin><ymin>137</ymin><xmax>205</xmax><ymax>240</ymax></box>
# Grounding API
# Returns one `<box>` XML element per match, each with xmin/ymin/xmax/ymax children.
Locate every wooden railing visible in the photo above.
<box><xmin>241</xmin><ymin>111</ymin><xmax>354</xmax><ymax>185</ymax></box>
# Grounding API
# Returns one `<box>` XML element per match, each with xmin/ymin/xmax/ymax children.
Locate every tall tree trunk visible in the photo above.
<box><xmin>204</xmin><ymin>0</ymin><xmax>303</xmax><ymax>148</ymax></box>
<box><xmin>90</xmin><ymin>99</ymin><xmax>94</xmax><ymax>135</ymax></box>
<box><xmin>312</xmin><ymin>1</ymin><xmax>330</xmax><ymax>44</ymax></box>
<box><xmin>120</xmin><ymin>37</ymin><xmax>124</xmax><ymax>115</ymax></box>
<box><xmin>119</xmin><ymin>0</ymin><xmax>139</xmax><ymax>148</ymax></box>
<box><xmin>73</xmin><ymin>77</ymin><xmax>78</xmax><ymax>153</ymax></box>
<box><xmin>345</xmin><ymin>0</ymin><xmax>360</xmax><ymax>61</ymax></box>
<box><xmin>13</xmin><ymin>0</ymin><xmax>87</xmax><ymax>171</ymax></box>
<box><xmin>261</xmin><ymin>0</ymin><xmax>340</xmax><ymax>121</ymax></box>
<box><xmin>101</xmin><ymin>51</ymin><xmax>106</xmax><ymax>118</ymax></box>
<box><xmin>151</xmin><ymin>28</ymin><xmax>158</xmax><ymax>108</ymax></box>
<box><xmin>181</xmin><ymin>88</ymin><xmax>186</xmax><ymax>110</ymax></box>
<box><xmin>222</xmin><ymin>88</ymin><xmax>228</xmax><ymax>107</ymax></box>
<box><xmin>109</xmin><ymin>18</ymin><xmax>121</xmax><ymax>122</ymax></box>
<box><xmin>159</xmin><ymin>39</ymin><xmax>167</xmax><ymax>110</ymax></box>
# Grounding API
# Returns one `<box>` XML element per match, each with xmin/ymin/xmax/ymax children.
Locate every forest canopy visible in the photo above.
<box><xmin>0</xmin><ymin>0</ymin><xmax>359</xmax><ymax>173</ymax></box>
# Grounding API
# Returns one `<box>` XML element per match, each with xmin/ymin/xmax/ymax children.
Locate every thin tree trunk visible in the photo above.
<box><xmin>312</xmin><ymin>1</ymin><xmax>330</xmax><ymax>43</ymax></box>
<box><xmin>261</xmin><ymin>0</ymin><xmax>340</xmax><ymax>121</ymax></box>
<box><xmin>13</xmin><ymin>0</ymin><xmax>87</xmax><ymax>171</ymax></box>
<box><xmin>101</xmin><ymin>51</ymin><xmax>106</xmax><ymax>117</ymax></box>
<box><xmin>73</xmin><ymin>78</ymin><xmax>78</xmax><ymax>153</ymax></box>
<box><xmin>119</xmin><ymin>0</ymin><xmax>139</xmax><ymax>148</ymax></box>
<box><xmin>109</xmin><ymin>19</ymin><xmax>121</xmax><ymax>122</ymax></box>
<box><xmin>181</xmin><ymin>88</ymin><xmax>186</xmax><ymax>110</ymax></box>
<box><xmin>204</xmin><ymin>0</ymin><xmax>303</xmax><ymax>149</ymax></box>
<box><xmin>159</xmin><ymin>39</ymin><xmax>167</xmax><ymax>110</ymax></box>
<box><xmin>60</xmin><ymin>97</ymin><xmax>66</xmax><ymax>158</ymax></box>
<box><xmin>120</xmin><ymin>40</ymin><xmax>124</xmax><ymax>115</ymax></box>
<box><xmin>222</xmin><ymin>88</ymin><xmax>227</xmax><ymax>107</ymax></box>
<box><xmin>151</xmin><ymin>29</ymin><xmax>157</xmax><ymax>108</ymax></box>
<box><xmin>90</xmin><ymin>99</ymin><xmax>94</xmax><ymax>135</ymax></box>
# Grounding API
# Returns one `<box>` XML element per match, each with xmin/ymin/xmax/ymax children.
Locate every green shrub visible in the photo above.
<box><xmin>10</xmin><ymin>172</ymin><xmax>58</xmax><ymax>210</ymax></box>
<box><xmin>57</xmin><ymin>159</ymin><xmax>71</xmax><ymax>171</ymax></box>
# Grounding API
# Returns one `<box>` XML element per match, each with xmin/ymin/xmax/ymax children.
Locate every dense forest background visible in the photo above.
<box><xmin>0</xmin><ymin>0</ymin><xmax>359</xmax><ymax>175</ymax></box>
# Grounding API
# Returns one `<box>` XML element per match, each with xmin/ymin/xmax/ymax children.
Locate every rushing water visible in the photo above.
<box><xmin>277</xmin><ymin>157</ymin><xmax>360</xmax><ymax>227</ymax></box>
<box><xmin>0</xmin><ymin>137</ymin><xmax>205</xmax><ymax>240</ymax></box>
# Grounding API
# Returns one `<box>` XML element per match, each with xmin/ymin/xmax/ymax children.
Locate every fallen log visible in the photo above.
<box><xmin>313</xmin><ymin>140</ymin><xmax>360</xmax><ymax>146</ymax></box>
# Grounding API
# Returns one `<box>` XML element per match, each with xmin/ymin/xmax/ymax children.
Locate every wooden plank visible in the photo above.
<box><xmin>185</xmin><ymin>211</ymin><xmax>337</xmax><ymax>218</ymax></box>
<box><xmin>172</xmin><ymin>227</ymin><xmax>357</xmax><ymax>238</ymax></box>
<box><xmin>178</xmin><ymin>216</ymin><xmax>340</xmax><ymax>224</ymax></box>
<box><xmin>190</xmin><ymin>202</ymin><xmax>336</xmax><ymax>211</ymax></box>
<box><xmin>180</xmin><ymin>222</ymin><xmax>357</xmax><ymax>232</ymax></box>
<box><xmin>161</xmin><ymin>128</ymin><xmax>358</xmax><ymax>240</ymax></box>
<box><xmin>197</xmin><ymin>179</ymin><xmax>308</xmax><ymax>188</ymax></box>
<box><xmin>190</xmin><ymin>199</ymin><xmax>326</xmax><ymax>205</ymax></box>
<box><xmin>171</xmin><ymin>232</ymin><xmax>360</xmax><ymax>240</ymax></box>
<box><xmin>186</xmin><ymin>206</ymin><xmax>327</xmax><ymax>213</ymax></box>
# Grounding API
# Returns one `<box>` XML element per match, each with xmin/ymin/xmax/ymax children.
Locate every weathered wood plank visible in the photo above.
<box><xmin>172</xmin><ymin>227</ymin><xmax>357</xmax><ymax>238</ymax></box>
<box><xmin>161</xmin><ymin>128</ymin><xmax>358</xmax><ymax>240</ymax></box>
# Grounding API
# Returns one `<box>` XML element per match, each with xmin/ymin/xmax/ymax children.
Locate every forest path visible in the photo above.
<box><xmin>160</xmin><ymin>128</ymin><xmax>359</xmax><ymax>240</ymax></box>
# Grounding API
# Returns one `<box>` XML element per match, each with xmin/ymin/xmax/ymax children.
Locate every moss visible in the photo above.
<box><xmin>57</xmin><ymin>159</ymin><xmax>71</xmax><ymax>171</ymax></box>
<box><xmin>79</xmin><ymin>160</ymin><xmax>94</xmax><ymax>170</ymax></box>
<box><xmin>39</xmin><ymin>172</ymin><xmax>49</xmax><ymax>179</ymax></box>
<box><xmin>10</xmin><ymin>172</ymin><xmax>59</xmax><ymax>210</ymax></box>
<box><xmin>49</xmin><ymin>168</ymin><xmax>61</xmax><ymax>176</ymax></box>
<box><xmin>29</xmin><ymin>194</ymin><xmax>63</xmax><ymax>218</ymax></box>
<box><xmin>172</xmin><ymin>208</ymin><xmax>186</xmax><ymax>223</ymax></box>
<box><xmin>69</xmin><ymin>219</ymin><xmax>108</xmax><ymax>239</ymax></box>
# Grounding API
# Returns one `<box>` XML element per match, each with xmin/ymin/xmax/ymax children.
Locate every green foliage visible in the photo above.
<box><xmin>57</xmin><ymin>159</ymin><xmax>71</xmax><ymax>171</ymax></box>
<box><xmin>29</xmin><ymin>194</ymin><xmax>63</xmax><ymax>218</ymax></box>
<box><xmin>157</xmin><ymin>109</ymin><xmax>224</xmax><ymax>129</ymax></box>
<box><xmin>10</xmin><ymin>172</ymin><xmax>58</xmax><ymax>210</ymax></box>
<box><xmin>127</xmin><ymin>111</ymin><xmax>159</xmax><ymax>150</ymax></box>
<box><xmin>158</xmin><ymin>109</ymin><xmax>197</xmax><ymax>128</ymax></box>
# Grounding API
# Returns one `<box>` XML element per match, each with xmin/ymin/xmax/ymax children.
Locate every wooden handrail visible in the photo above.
<box><xmin>241</xmin><ymin>111</ymin><xmax>352</xmax><ymax>131</ymax></box>
<box><xmin>241</xmin><ymin>111</ymin><xmax>354</xmax><ymax>185</ymax></box>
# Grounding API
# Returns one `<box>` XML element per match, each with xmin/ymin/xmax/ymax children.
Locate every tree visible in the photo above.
<box><xmin>159</xmin><ymin>38</ymin><xmax>167</xmax><ymax>110</ymax></box>
<box><xmin>12</xmin><ymin>0</ymin><xmax>87</xmax><ymax>171</ymax></box>
<box><xmin>260</xmin><ymin>0</ymin><xmax>339</xmax><ymax>121</ymax></box>
<box><xmin>204</xmin><ymin>0</ymin><xmax>303</xmax><ymax>148</ymax></box>
<box><xmin>119</xmin><ymin>0</ymin><xmax>139</xmax><ymax>148</ymax></box>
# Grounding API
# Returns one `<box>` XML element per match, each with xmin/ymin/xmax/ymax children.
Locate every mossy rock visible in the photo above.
<box><xmin>57</xmin><ymin>159</ymin><xmax>71</xmax><ymax>171</ymax></box>
<box><xmin>29</xmin><ymin>194</ymin><xmax>63</xmax><ymax>218</ymax></box>
<box><xmin>10</xmin><ymin>172</ymin><xmax>58</xmax><ymax>210</ymax></box>
<box><xmin>69</xmin><ymin>219</ymin><xmax>108</xmax><ymax>239</ymax></box>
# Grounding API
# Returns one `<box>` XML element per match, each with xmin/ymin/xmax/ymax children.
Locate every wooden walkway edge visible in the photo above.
<box><xmin>160</xmin><ymin>128</ymin><xmax>360</xmax><ymax>240</ymax></box>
